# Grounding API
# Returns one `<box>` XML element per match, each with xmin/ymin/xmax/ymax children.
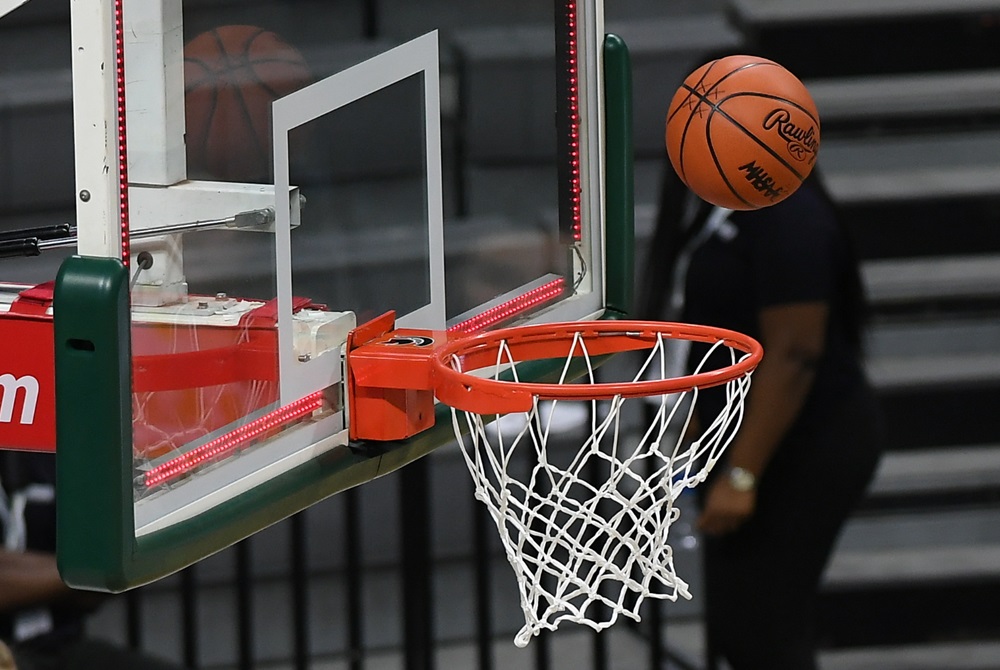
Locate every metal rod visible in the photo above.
<box><xmin>0</xmin><ymin>223</ymin><xmax>72</xmax><ymax>243</ymax></box>
<box><xmin>0</xmin><ymin>239</ymin><xmax>40</xmax><ymax>259</ymax></box>
<box><xmin>345</xmin><ymin>487</ymin><xmax>365</xmax><ymax>670</ymax></box>
<box><xmin>291</xmin><ymin>512</ymin><xmax>310</xmax><ymax>670</ymax></box>
<box><xmin>649</xmin><ymin>600</ymin><xmax>664</xmax><ymax>668</ymax></box>
<box><xmin>401</xmin><ymin>458</ymin><xmax>434</xmax><ymax>670</ymax></box>
<box><xmin>129</xmin><ymin>251</ymin><xmax>154</xmax><ymax>291</ymax></box>
<box><xmin>237</xmin><ymin>540</ymin><xmax>254</xmax><ymax>670</ymax></box>
<box><xmin>0</xmin><ymin>283</ymin><xmax>34</xmax><ymax>294</ymax></box>
<box><xmin>592</xmin><ymin>628</ymin><xmax>607</xmax><ymax>670</ymax></box>
<box><xmin>587</xmin><ymin>402</ymin><xmax>609</xmax><ymax>670</ymax></box>
<box><xmin>534</xmin><ymin>630</ymin><xmax>550</xmax><ymax>670</ymax></box>
<box><xmin>181</xmin><ymin>566</ymin><xmax>199</xmax><ymax>668</ymax></box>
<box><xmin>362</xmin><ymin>0</ymin><xmax>378</xmax><ymax>38</ymax></box>
<box><xmin>646</xmin><ymin>405</ymin><xmax>665</xmax><ymax>670</ymax></box>
<box><xmin>126</xmin><ymin>590</ymin><xmax>142</xmax><ymax>649</ymax></box>
<box><xmin>35</xmin><ymin>207</ymin><xmax>275</xmax><ymax>251</ymax></box>
<box><xmin>474</xmin><ymin>503</ymin><xmax>494</xmax><ymax>670</ymax></box>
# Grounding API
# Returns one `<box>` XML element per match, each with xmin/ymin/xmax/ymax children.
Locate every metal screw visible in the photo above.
<box><xmin>197</xmin><ymin>301</ymin><xmax>209</xmax><ymax>309</ymax></box>
<box><xmin>79</xmin><ymin>190</ymin><xmax>91</xmax><ymax>202</ymax></box>
<box><xmin>216</xmin><ymin>292</ymin><xmax>228</xmax><ymax>301</ymax></box>
<box><xmin>298</xmin><ymin>354</ymin><xmax>311</xmax><ymax>362</ymax></box>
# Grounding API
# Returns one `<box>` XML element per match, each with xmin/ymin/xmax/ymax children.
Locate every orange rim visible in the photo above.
<box><xmin>431</xmin><ymin>320</ymin><xmax>762</xmax><ymax>413</ymax></box>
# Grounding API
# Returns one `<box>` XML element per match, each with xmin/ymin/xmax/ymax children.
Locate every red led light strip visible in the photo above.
<box><xmin>565</xmin><ymin>0</ymin><xmax>583</xmax><ymax>242</ymax></box>
<box><xmin>144</xmin><ymin>391</ymin><xmax>325</xmax><ymax>488</ymax></box>
<box><xmin>114</xmin><ymin>0</ymin><xmax>130</xmax><ymax>267</ymax></box>
<box><xmin>448</xmin><ymin>277</ymin><xmax>566</xmax><ymax>335</ymax></box>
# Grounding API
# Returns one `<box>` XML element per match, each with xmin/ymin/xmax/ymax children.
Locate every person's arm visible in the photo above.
<box><xmin>697</xmin><ymin>300</ymin><xmax>828</xmax><ymax>535</ymax></box>
<box><xmin>0</xmin><ymin>638</ymin><xmax>15</xmax><ymax>670</ymax></box>
<box><xmin>0</xmin><ymin>549</ymin><xmax>68</xmax><ymax>611</ymax></box>
<box><xmin>0</xmin><ymin>549</ymin><xmax>106</xmax><ymax>613</ymax></box>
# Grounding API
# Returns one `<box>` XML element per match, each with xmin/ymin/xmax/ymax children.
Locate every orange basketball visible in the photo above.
<box><xmin>665</xmin><ymin>55</ymin><xmax>820</xmax><ymax>210</ymax></box>
<box><xmin>184</xmin><ymin>25</ymin><xmax>312</xmax><ymax>182</ymax></box>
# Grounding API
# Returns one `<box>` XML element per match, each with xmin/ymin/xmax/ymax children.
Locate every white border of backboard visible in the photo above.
<box><xmin>579</xmin><ymin>0</ymin><xmax>607</xmax><ymax>310</ymax></box>
<box><xmin>271</xmin><ymin>31</ymin><xmax>446</xmax><ymax>404</ymax></box>
<box><xmin>0</xmin><ymin>0</ymin><xmax>30</xmax><ymax>20</ymax></box>
<box><xmin>71</xmin><ymin>0</ymin><xmax>124</xmax><ymax>258</ymax></box>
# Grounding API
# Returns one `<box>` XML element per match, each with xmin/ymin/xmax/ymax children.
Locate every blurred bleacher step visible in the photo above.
<box><xmin>822</xmin><ymin>130</ymin><xmax>1000</xmax><ymax>208</ymax></box>
<box><xmin>808</xmin><ymin>69</ymin><xmax>1000</xmax><ymax>131</ymax></box>
<box><xmin>865</xmin><ymin>444</ymin><xmax>1000</xmax><ymax>504</ymax></box>
<box><xmin>820</xmin><ymin>444</ymin><xmax>1000</xmax><ymax>650</ymax></box>
<box><xmin>839</xmin><ymin>445</ymin><xmax>1000</xmax><ymax>568</ymax></box>
<box><xmin>863</xmin><ymin>254</ymin><xmax>1000</xmax><ymax>308</ymax></box>
<box><xmin>728</xmin><ymin>0</ymin><xmax>1000</xmax><ymax>23</ymax></box>
<box><xmin>820</xmin><ymin>640</ymin><xmax>1000</xmax><ymax>670</ymax></box>
<box><xmin>822</xmin><ymin>507</ymin><xmax>1000</xmax><ymax>647</ymax></box>
<box><xmin>726</xmin><ymin>0</ymin><xmax>1000</xmax><ymax>77</ymax></box>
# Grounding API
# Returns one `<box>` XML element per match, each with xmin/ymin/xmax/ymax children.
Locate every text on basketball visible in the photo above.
<box><xmin>762</xmin><ymin>109</ymin><xmax>818</xmax><ymax>162</ymax></box>
<box><xmin>737</xmin><ymin>161</ymin><xmax>785</xmax><ymax>202</ymax></box>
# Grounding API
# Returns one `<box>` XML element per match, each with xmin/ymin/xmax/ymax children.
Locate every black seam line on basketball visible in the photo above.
<box><xmin>676</xmin><ymin>102</ymin><xmax>699</xmax><ymax>184</ymax></box>
<box><xmin>705</xmin><ymin>114</ymin><xmax>755</xmax><ymax>209</ymax></box>
<box><xmin>255</xmin><ymin>79</ymin><xmax>285</xmax><ymax>103</ymax></box>
<box><xmin>245</xmin><ymin>62</ymin><xmax>311</xmax><ymax>98</ymax></box>
<box><xmin>707</xmin><ymin>99</ymin><xmax>812</xmax><ymax>182</ymax></box>
<box><xmin>716</xmin><ymin>90</ymin><xmax>820</xmax><ymax>131</ymax></box>
<box><xmin>689</xmin><ymin>64</ymin><xmax>816</xmax><ymax>183</ymax></box>
<box><xmin>672</xmin><ymin>62</ymin><xmax>781</xmax><ymax>182</ymax></box>
<box><xmin>666</xmin><ymin>58</ymin><xmax>727</xmax><ymax>126</ymax></box>
<box><xmin>679</xmin><ymin>62</ymin><xmax>783</xmax><ymax>117</ymax></box>
<box><xmin>240</xmin><ymin>93</ymin><xmax>270</xmax><ymax>167</ymax></box>
<box><xmin>701</xmin><ymin>64</ymin><xmax>779</xmax><ymax>209</ymax></box>
<box><xmin>233</xmin><ymin>80</ymin><xmax>271</xmax><ymax>167</ymax></box>
<box><xmin>242</xmin><ymin>56</ymin><xmax>310</xmax><ymax>68</ymax></box>
<box><xmin>184</xmin><ymin>56</ymin><xmax>214</xmax><ymax>78</ymax></box>
<box><xmin>220</xmin><ymin>27</ymin><xmax>268</xmax><ymax>75</ymax></box>
<box><xmin>210</xmin><ymin>60</ymin><xmax>310</xmax><ymax>84</ymax></box>
<box><xmin>195</xmin><ymin>84</ymin><xmax>220</xmax><ymax>168</ymax></box>
<box><xmin>244</xmin><ymin>27</ymin><xmax>269</xmax><ymax>54</ymax></box>
<box><xmin>666</xmin><ymin>58</ymin><xmax>754</xmax><ymax>125</ymax></box>
<box><xmin>674</xmin><ymin>60</ymin><xmax>733</xmax><ymax>183</ymax></box>
<box><xmin>209</xmin><ymin>29</ymin><xmax>231</xmax><ymax>71</ymax></box>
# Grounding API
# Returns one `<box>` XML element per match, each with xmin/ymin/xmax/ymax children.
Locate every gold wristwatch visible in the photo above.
<box><xmin>726</xmin><ymin>466</ymin><xmax>757</xmax><ymax>492</ymax></box>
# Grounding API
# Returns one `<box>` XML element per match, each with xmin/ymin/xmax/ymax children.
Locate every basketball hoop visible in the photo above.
<box><xmin>429</xmin><ymin>320</ymin><xmax>762</xmax><ymax>647</ymax></box>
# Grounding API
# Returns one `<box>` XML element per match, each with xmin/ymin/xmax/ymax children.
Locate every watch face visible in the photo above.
<box><xmin>727</xmin><ymin>467</ymin><xmax>757</xmax><ymax>492</ymax></box>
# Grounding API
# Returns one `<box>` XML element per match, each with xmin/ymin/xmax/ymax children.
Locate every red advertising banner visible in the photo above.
<box><xmin>0</xmin><ymin>310</ymin><xmax>56</xmax><ymax>452</ymax></box>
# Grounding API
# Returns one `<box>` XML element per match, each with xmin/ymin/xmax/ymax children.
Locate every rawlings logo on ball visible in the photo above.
<box><xmin>762</xmin><ymin>109</ymin><xmax>818</xmax><ymax>163</ymax></box>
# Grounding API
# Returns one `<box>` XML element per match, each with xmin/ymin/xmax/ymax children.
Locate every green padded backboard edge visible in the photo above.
<box><xmin>603</xmin><ymin>33</ymin><xmax>635</xmax><ymax>318</ymax></box>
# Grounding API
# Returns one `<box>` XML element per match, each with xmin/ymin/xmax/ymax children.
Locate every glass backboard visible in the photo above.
<box><xmin>42</xmin><ymin>0</ymin><xmax>634</xmax><ymax>591</ymax></box>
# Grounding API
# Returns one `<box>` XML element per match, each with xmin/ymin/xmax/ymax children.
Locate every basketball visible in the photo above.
<box><xmin>184</xmin><ymin>25</ymin><xmax>312</xmax><ymax>182</ymax></box>
<box><xmin>665</xmin><ymin>55</ymin><xmax>820</xmax><ymax>210</ymax></box>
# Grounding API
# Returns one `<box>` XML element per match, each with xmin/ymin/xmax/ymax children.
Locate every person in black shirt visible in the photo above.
<box><xmin>0</xmin><ymin>451</ymin><xmax>184</xmax><ymax>670</ymax></box>
<box><xmin>639</xmin><ymin>162</ymin><xmax>885</xmax><ymax>669</ymax></box>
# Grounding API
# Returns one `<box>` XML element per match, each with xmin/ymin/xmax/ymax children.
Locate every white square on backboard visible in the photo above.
<box><xmin>271</xmin><ymin>31</ymin><xmax>445</xmax><ymax>405</ymax></box>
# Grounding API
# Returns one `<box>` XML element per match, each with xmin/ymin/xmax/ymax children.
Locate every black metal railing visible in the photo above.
<box><xmin>113</xmin><ymin>441</ymin><xmax>706</xmax><ymax>670</ymax></box>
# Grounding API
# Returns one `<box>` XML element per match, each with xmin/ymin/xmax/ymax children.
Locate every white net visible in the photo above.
<box><xmin>448</xmin><ymin>330</ymin><xmax>753</xmax><ymax>647</ymax></box>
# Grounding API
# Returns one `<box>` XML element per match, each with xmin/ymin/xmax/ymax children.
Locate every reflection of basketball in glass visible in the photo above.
<box><xmin>665</xmin><ymin>55</ymin><xmax>820</xmax><ymax>210</ymax></box>
<box><xmin>184</xmin><ymin>25</ymin><xmax>312</xmax><ymax>182</ymax></box>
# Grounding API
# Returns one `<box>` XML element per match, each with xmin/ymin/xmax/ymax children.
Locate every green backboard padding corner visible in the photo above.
<box><xmin>54</xmin><ymin>256</ymin><xmax>135</xmax><ymax>591</ymax></box>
